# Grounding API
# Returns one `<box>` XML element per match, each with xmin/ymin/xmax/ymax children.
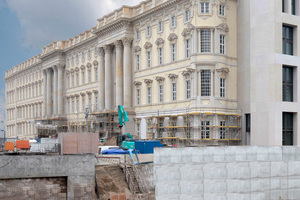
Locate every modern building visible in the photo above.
<box><xmin>7</xmin><ymin>0</ymin><xmax>296</xmax><ymax>146</ymax></box>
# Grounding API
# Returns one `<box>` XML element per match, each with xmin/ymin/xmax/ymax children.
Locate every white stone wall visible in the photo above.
<box><xmin>154</xmin><ymin>146</ymin><xmax>300</xmax><ymax>199</ymax></box>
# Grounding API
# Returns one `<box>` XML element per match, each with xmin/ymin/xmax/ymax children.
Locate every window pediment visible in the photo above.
<box><xmin>167</xmin><ymin>33</ymin><xmax>178</xmax><ymax>42</ymax></box>
<box><xmin>134</xmin><ymin>46</ymin><xmax>142</xmax><ymax>52</ymax></box>
<box><xmin>216</xmin><ymin>23</ymin><xmax>229</xmax><ymax>32</ymax></box>
<box><xmin>155</xmin><ymin>38</ymin><xmax>165</xmax><ymax>46</ymax></box>
<box><xmin>144</xmin><ymin>42</ymin><xmax>153</xmax><ymax>49</ymax></box>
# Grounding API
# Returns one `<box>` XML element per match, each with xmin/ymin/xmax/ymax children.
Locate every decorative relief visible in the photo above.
<box><xmin>74</xmin><ymin>94</ymin><xmax>80</xmax><ymax>98</ymax></box>
<box><xmin>86</xmin><ymin>91</ymin><xmax>92</xmax><ymax>96</ymax></box>
<box><xmin>93</xmin><ymin>60</ymin><xmax>98</xmax><ymax>67</ymax></box>
<box><xmin>216</xmin><ymin>23</ymin><xmax>229</xmax><ymax>32</ymax></box>
<box><xmin>216</xmin><ymin>68</ymin><xmax>229</xmax><ymax>76</ymax></box>
<box><xmin>114</xmin><ymin>40</ymin><xmax>123</xmax><ymax>49</ymax></box>
<box><xmin>75</xmin><ymin>67</ymin><xmax>79</xmax><ymax>72</ymax></box>
<box><xmin>86</xmin><ymin>63</ymin><xmax>92</xmax><ymax>70</ymax></box>
<box><xmin>80</xmin><ymin>92</ymin><xmax>86</xmax><ymax>96</ymax></box>
<box><xmin>93</xmin><ymin>90</ymin><xmax>98</xmax><ymax>94</ymax></box>
<box><xmin>144</xmin><ymin>42</ymin><xmax>153</xmax><ymax>49</ymax></box>
<box><xmin>143</xmin><ymin>79</ymin><xmax>153</xmax><ymax>86</ymax></box>
<box><xmin>155</xmin><ymin>38</ymin><xmax>165</xmax><ymax>45</ymax></box>
<box><xmin>122</xmin><ymin>37</ymin><xmax>133</xmax><ymax>47</ymax></box>
<box><xmin>167</xmin><ymin>33</ymin><xmax>178</xmax><ymax>41</ymax></box>
<box><xmin>134</xmin><ymin>46</ymin><xmax>142</xmax><ymax>53</ymax></box>
<box><xmin>80</xmin><ymin>65</ymin><xmax>85</xmax><ymax>71</ymax></box>
<box><xmin>155</xmin><ymin>76</ymin><xmax>165</xmax><ymax>84</ymax></box>
<box><xmin>133</xmin><ymin>81</ymin><xmax>142</xmax><ymax>86</ymax></box>
<box><xmin>99</xmin><ymin>48</ymin><xmax>105</xmax><ymax>56</ymax></box>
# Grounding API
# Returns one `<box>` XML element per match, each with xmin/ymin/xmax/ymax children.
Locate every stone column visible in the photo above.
<box><xmin>53</xmin><ymin>66</ymin><xmax>58</xmax><ymax>116</ymax></box>
<box><xmin>104</xmin><ymin>45</ymin><xmax>112</xmax><ymax>110</ymax></box>
<box><xmin>42</xmin><ymin>70</ymin><xmax>47</xmax><ymax>118</ymax></box>
<box><xmin>115</xmin><ymin>40</ymin><xmax>123</xmax><ymax>107</ymax></box>
<box><xmin>57</xmin><ymin>65</ymin><xmax>64</xmax><ymax>116</ymax></box>
<box><xmin>98</xmin><ymin>48</ymin><xmax>105</xmax><ymax>110</ymax></box>
<box><xmin>122</xmin><ymin>38</ymin><xmax>133</xmax><ymax>109</ymax></box>
<box><xmin>46</xmin><ymin>68</ymin><xmax>52</xmax><ymax>117</ymax></box>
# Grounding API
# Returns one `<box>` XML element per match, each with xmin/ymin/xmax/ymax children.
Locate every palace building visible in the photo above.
<box><xmin>5</xmin><ymin>0</ymin><xmax>300</xmax><ymax>146</ymax></box>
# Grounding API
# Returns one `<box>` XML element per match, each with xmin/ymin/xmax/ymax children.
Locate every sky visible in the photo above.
<box><xmin>0</xmin><ymin>0</ymin><xmax>141</xmax><ymax>122</ymax></box>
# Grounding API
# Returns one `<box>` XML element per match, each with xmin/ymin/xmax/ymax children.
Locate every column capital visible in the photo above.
<box><xmin>57</xmin><ymin>64</ymin><xmax>65</xmax><ymax>71</ymax></box>
<box><xmin>46</xmin><ymin>68</ymin><xmax>52</xmax><ymax>73</ymax></box>
<box><xmin>99</xmin><ymin>47</ymin><xmax>105</xmax><ymax>56</ymax></box>
<box><xmin>103</xmin><ymin>45</ymin><xmax>112</xmax><ymax>53</ymax></box>
<box><xmin>52</xmin><ymin>65</ymin><xmax>58</xmax><ymax>71</ymax></box>
<box><xmin>122</xmin><ymin>37</ymin><xmax>133</xmax><ymax>47</ymax></box>
<box><xmin>42</xmin><ymin>69</ymin><xmax>47</xmax><ymax>75</ymax></box>
<box><xmin>114</xmin><ymin>40</ymin><xmax>123</xmax><ymax>50</ymax></box>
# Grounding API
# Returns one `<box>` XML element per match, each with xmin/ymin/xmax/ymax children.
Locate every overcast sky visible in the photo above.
<box><xmin>0</xmin><ymin>0</ymin><xmax>141</xmax><ymax>122</ymax></box>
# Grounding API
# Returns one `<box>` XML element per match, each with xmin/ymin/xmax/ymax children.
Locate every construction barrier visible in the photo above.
<box><xmin>5</xmin><ymin>142</ymin><xmax>14</xmax><ymax>151</ymax></box>
<box><xmin>16</xmin><ymin>140</ymin><xmax>30</xmax><ymax>149</ymax></box>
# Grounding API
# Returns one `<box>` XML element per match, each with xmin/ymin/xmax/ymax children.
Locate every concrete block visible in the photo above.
<box><xmin>246</xmin><ymin>146</ymin><xmax>258</xmax><ymax>161</ymax></box>
<box><xmin>170</xmin><ymin>148</ymin><xmax>182</xmax><ymax>163</ymax></box>
<box><xmin>287</xmin><ymin>161</ymin><xmax>300</xmax><ymax>176</ymax></box>
<box><xmin>203</xmin><ymin>193</ymin><xmax>226</xmax><ymax>200</ymax></box>
<box><xmin>179</xmin><ymin>194</ymin><xmax>203</xmax><ymax>200</ymax></box>
<box><xmin>268</xmin><ymin>189</ymin><xmax>288</xmax><ymax>200</ymax></box>
<box><xmin>226</xmin><ymin>180</ymin><xmax>251</xmax><ymax>193</ymax></box>
<box><xmin>180</xmin><ymin>181</ymin><xmax>204</xmax><ymax>194</ymax></box>
<box><xmin>267</xmin><ymin>146</ymin><xmax>283</xmax><ymax>161</ymax></box>
<box><xmin>250</xmin><ymin>178</ymin><xmax>270</xmax><ymax>192</ymax></box>
<box><xmin>213</xmin><ymin>148</ymin><xmax>225</xmax><ymax>162</ymax></box>
<box><xmin>203</xmin><ymin>163</ymin><xmax>227</xmax><ymax>180</ymax></box>
<box><xmin>250</xmin><ymin>192</ymin><xmax>267</xmax><ymax>200</ymax></box>
<box><xmin>235</xmin><ymin>147</ymin><xmax>247</xmax><ymax>161</ymax></box>
<box><xmin>156</xmin><ymin>166</ymin><xmax>180</xmax><ymax>182</ymax></box>
<box><xmin>283</xmin><ymin>146</ymin><xmax>296</xmax><ymax>161</ymax></box>
<box><xmin>181</xmin><ymin>148</ymin><xmax>193</xmax><ymax>163</ymax></box>
<box><xmin>287</xmin><ymin>188</ymin><xmax>300</xmax><ymax>199</ymax></box>
<box><xmin>287</xmin><ymin>177</ymin><xmax>300</xmax><ymax>189</ymax></box>
<box><xmin>250</xmin><ymin>162</ymin><xmax>271</xmax><ymax>178</ymax></box>
<box><xmin>226</xmin><ymin>193</ymin><xmax>250</xmax><ymax>200</ymax></box>
<box><xmin>270</xmin><ymin>162</ymin><xmax>287</xmax><ymax>177</ymax></box>
<box><xmin>156</xmin><ymin>182</ymin><xmax>180</xmax><ymax>196</ymax></box>
<box><xmin>180</xmin><ymin>164</ymin><xmax>204</xmax><ymax>181</ymax></box>
<box><xmin>256</xmin><ymin>147</ymin><xmax>268</xmax><ymax>161</ymax></box>
<box><xmin>202</xmin><ymin>148</ymin><xmax>214</xmax><ymax>162</ymax></box>
<box><xmin>203</xmin><ymin>180</ymin><xmax>226</xmax><ymax>193</ymax></box>
<box><xmin>156</xmin><ymin>195</ymin><xmax>179</xmax><ymax>200</ymax></box>
<box><xmin>227</xmin><ymin>162</ymin><xmax>250</xmax><ymax>180</ymax></box>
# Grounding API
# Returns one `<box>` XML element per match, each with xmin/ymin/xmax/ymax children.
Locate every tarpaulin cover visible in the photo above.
<box><xmin>101</xmin><ymin>149</ymin><xmax>129</xmax><ymax>154</ymax></box>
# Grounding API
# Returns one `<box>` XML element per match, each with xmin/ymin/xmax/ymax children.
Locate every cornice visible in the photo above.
<box><xmin>93</xmin><ymin>18</ymin><xmax>131</xmax><ymax>38</ymax></box>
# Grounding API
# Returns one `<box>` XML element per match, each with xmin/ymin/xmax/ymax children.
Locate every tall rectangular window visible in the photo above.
<box><xmin>283</xmin><ymin>112</ymin><xmax>293</xmax><ymax>145</ymax></box>
<box><xmin>186</xmin><ymin>39</ymin><xmax>190</xmax><ymax>58</ymax></box>
<box><xmin>185</xmin><ymin>10</ymin><xmax>190</xmax><ymax>22</ymax></box>
<box><xmin>201</xmin><ymin>121</ymin><xmax>210</xmax><ymax>138</ymax></box>
<box><xmin>88</xmin><ymin>70</ymin><xmax>92</xmax><ymax>83</ymax></box>
<box><xmin>137</xmin><ymin>89</ymin><xmax>140</xmax><ymax>105</ymax></box>
<box><xmin>171</xmin><ymin>16</ymin><xmax>176</xmax><ymax>27</ymax></box>
<box><xmin>292</xmin><ymin>0</ymin><xmax>296</xmax><ymax>15</ymax></box>
<box><xmin>201</xmin><ymin>70</ymin><xmax>211</xmax><ymax>96</ymax></box>
<box><xmin>246</xmin><ymin>114</ymin><xmax>251</xmax><ymax>132</ymax></box>
<box><xmin>76</xmin><ymin>99</ymin><xmax>79</xmax><ymax>113</ymax></box>
<box><xmin>282</xmin><ymin>66</ymin><xmax>293</xmax><ymax>101</ymax></box>
<box><xmin>171</xmin><ymin>44</ymin><xmax>176</xmax><ymax>61</ymax></box>
<box><xmin>68</xmin><ymin>101</ymin><xmax>70</xmax><ymax>114</ymax></box>
<box><xmin>159</xmin><ymin>85</ymin><xmax>164</xmax><ymax>102</ymax></box>
<box><xmin>82</xmin><ymin>98</ymin><xmax>85</xmax><ymax>112</ymax></box>
<box><xmin>67</xmin><ymin>76</ymin><xmax>70</xmax><ymax>88</ymax></box>
<box><xmin>220</xmin><ymin>78</ymin><xmax>225</xmax><ymax>98</ymax></box>
<box><xmin>201</xmin><ymin>2</ymin><xmax>209</xmax><ymax>13</ymax></box>
<box><xmin>136</xmin><ymin>55</ymin><xmax>140</xmax><ymax>70</ymax></box>
<box><xmin>147</xmin><ymin>87</ymin><xmax>152</xmax><ymax>104</ymax></box>
<box><xmin>282</xmin><ymin>0</ymin><xmax>285</xmax><ymax>12</ymax></box>
<box><xmin>220</xmin><ymin>121</ymin><xmax>226</xmax><ymax>139</ymax></box>
<box><xmin>147</xmin><ymin>26</ymin><xmax>151</xmax><ymax>36</ymax></box>
<box><xmin>219</xmin><ymin>4</ymin><xmax>225</xmax><ymax>16</ymax></box>
<box><xmin>95</xmin><ymin>96</ymin><xmax>98</xmax><ymax>110</ymax></box>
<box><xmin>282</xmin><ymin>25</ymin><xmax>293</xmax><ymax>55</ymax></box>
<box><xmin>186</xmin><ymin>80</ymin><xmax>191</xmax><ymax>99</ymax></box>
<box><xmin>82</xmin><ymin>72</ymin><xmax>85</xmax><ymax>84</ymax></box>
<box><xmin>72</xmin><ymin>100</ymin><xmax>74</xmax><ymax>113</ymax></box>
<box><xmin>72</xmin><ymin>74</ymin><xmax>74</xmax><ymax>87</ymax></box>
<box><xmin>220</xmin><ymin>35</ymin><xmax>225</xmax><ymax>54</ymax></box>
<box><xmin>159</xmin><ymin>48</ymin><xmax>163</xmax><ymax>65</ymax></box>
<box><xmin>76</xmin><ymin>73</ymin><xmax>79</xmax><ymax>86</ymax></box>
<box><xmin>88</xmin><ymin>97</ymin><xmax>92</xmax><ymax>109</ymax></box>
<box><xmin>137</xmin><ymin>123</ymin><xmax>140</xmax><ymax>138</ymax></box>
<box><xmin>95</xmin><ymin>68</ymin><xmax>98</xmax><ymax>81</ymax></box>
<box><xmin>158</xmin><ymin>21</ymin><xmax>163</xmax><ymax>32</ymax></box>
<box><xmin>201</xmin><ymin>30</ymin><xmax>211</xmax><ymax>52</ymax></box>
<box><xmin>172</xmin><ymin>83</ymin><xmax>177</xmax><ymax>101</ymax></box>
<box><xmin>136</xmin><ymin>30</ymin><xmax>140</xmax><ymax>40</ymax></box>
<box><xmin>147</xmin><ymin>51</ymin><xmax>151</xmax><ymax>68</ymax></box>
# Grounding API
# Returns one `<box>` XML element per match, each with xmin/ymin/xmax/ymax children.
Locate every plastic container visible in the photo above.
<box><xmin>16</xmin><ymin>140</ymin><xmax>30</xmax><ymax>149</ymax></box>
<box><xmin>5</xmin><ymin>142</ymin><xmax>14</xmax><ymax>151</ymax></box>
<box><xmin>135</xmin><ymin>140</ymin><xmax>164</xmax><ymax>154</ymax></box>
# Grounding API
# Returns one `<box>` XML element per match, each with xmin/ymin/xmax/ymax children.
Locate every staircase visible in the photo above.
<box><xmin>125</xmin><ymin>165</ymin><xmax>141</xmax><ymax>194</ymax></box>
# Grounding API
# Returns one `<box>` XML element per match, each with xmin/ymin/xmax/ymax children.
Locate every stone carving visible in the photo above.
<box><xmin>168</xmin><ymin>33</ymin><xmax>178</xmax><ymax>41</ymax></box>
<box><xmin>80</xmin><ymin>65</ymin><xmax>85</xmax><ymax>70</ymax></box>
<box><xmin>86</xmin><ymin>63</ymin><xmax>92</xmax><ymax>69</ymax></box>
<box><xmin>216</xmin><ymin>23</ymin><xmax>229</xmax><ymax>32</ymax></box>
<box><xmin>134</xmin><ymin>81</ymin><xmax>142</xmax><ymax>86</ymax></box>
<box><xmin>155</xmin><ymin>76</ymin><xmax>165</xmax><ymax>84</ymax></box>
<box><xmin>134</xmin><ymin>46</ymin><xmax>142</xmax><ymax>53</ymax></box>
<box><xmin>155</xmin><ymin>38</ymin><xmax>165</xmax><ymax>45</ymax></box>
<box><xmin>93</xmin><ymin>60</ymin><xmax>98</xmax><ymax>67</ymax></box>
<box><xmin>144</xmin><ymin>42</ymin><xmax>153</xmax><ymax>49</ymax></box>
<box><xmin>144</xmin><ymin>79</ymin><xmax>153</xmax><ymax>86</ymax></box>
<box><xmin>114</xmin><ymin>40</ymin><xmax>123</xmax><ymax>49</ymax></box>
<box><xmin>122</xmin><ymin>37</ymin><xmax>133</xmax><ymax>47</ymax></box>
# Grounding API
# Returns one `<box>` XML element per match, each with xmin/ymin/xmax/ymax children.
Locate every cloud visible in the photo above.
<box><xmin>6</xmin><ymin>0</ymin><xmax>141</xmax><ymax>51</ymax></box>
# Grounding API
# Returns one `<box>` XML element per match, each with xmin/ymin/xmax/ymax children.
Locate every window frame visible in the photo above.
<box><xmin>200</xmin><ymin>2</ymin><xmax>210</xmax><ymax>14</ymax></box>
<box><xmin>159</xmin><ymin>84</ymin><xmax>164</xmax><ymax>103</ymax></box>
<box><xmin>158</xmin><ymin>47</ymin><xmax>163</xmax><ymax>65</ymax></box>
<box><xmin>201</xmin><ymin>29</ymin><xmax>211</xmax><ymax>53</ymax></box>
<box><xmin>171</xmin><ymin>16</ymin><xmax>176</xmax><ymax>27</ymax></box>
<box><xmin>186</xmin><ymin>80</ymin><xmax>191</xmax><ymax>99</ymax></box>
<box><xmin>136</xmin><ymin>54</ymin><xmax>140</xmax><ymax>70</ymax></box>
<box><xmin>147</xmin><ymin>26</ymin><xmax>151</xmax><ymax>37</ymax></box>
<box><xmin>219</xmin><ymin>4</ymin><xmax>225</xmax><ymax>16</ymax></box>
<box><xmin>185</xmin><ymin>10</ymin><xmax>191</xmax><ymax>22</ymax></box>
<box><xmin>282</xmin><ymin>66</ymin><xmax>293</xmax><ymax>102</ymax></box>
<box><xmin>171</xmin><ymin>43</ymin><xmax>176</xmax><ymax>62</ymax></box>
<box><xmin>147</xmin><ymin>87</ymin><xmax>152</xmax><ymax>104</ymax></box>
<box><xmin>137</xmin><ymin>89</ymin><xmax>140</xmax><ymax>105</ymax></box>
<box><xmin>172</xmin><ymin>82</ymin><xmax>177</xmax><ymax>101</ymax></box>
<box><xmin>185</xmin><ymin>39</ymin><xmax>190</xmax><ymax>58</ymax></box>
<box><xmin>220</xmin><ymin>34</ymin><xmax>226</xmax><ymax>54</ymax></box>
<box><xmin>201</xmin><ymin>121</ymin><xmax>210</xmax><ymax>139</ymax></box>
<box><xmin>201</xmin><ymin>70</ymin><xmax>211</xmax><ymax>96</ymax></box>
<box><xmin>220</xmin><ymin>78</ymin><xmax>226</xmax><ymax>98</ymax></box>
<box><xmin>282</xmin><ymin>25</ymin><xmax>293</xmax><ymax>55</ymax></box>
<box><xmin>147</xmin><ymin>51</ymin><xmax>152</xmax><ymax>68</ymax></box>
<box><xmin>158</xmin><ymin>21</ymin><xmax>163</xmax><ymax>33</ymax></box>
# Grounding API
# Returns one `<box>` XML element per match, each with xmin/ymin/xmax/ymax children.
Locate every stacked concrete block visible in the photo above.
<box><xmin>154</xmin><ymin>147</ymin><xmax>300</xmax><ymax>199</ymax></box>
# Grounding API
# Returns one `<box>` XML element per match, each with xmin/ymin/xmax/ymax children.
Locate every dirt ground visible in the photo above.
<box><xmin>95</xmin><ymin>165</ymin><xmax>131</xmax><ymax>200</ymax></box>
<box><xmin>101</xmin><ymin>136</ymin><xmax>117</xmax><ymax>146</ymax></box>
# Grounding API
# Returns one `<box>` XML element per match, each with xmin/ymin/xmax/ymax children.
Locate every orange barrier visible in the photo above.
<box><xmin>16</xmin><ymin>140</ymin><xmax>30</xmax><ymax>149</ymax></box>
<box><xmin>5</xmin><ymin>142</ymin><xmax>14</xmax><ymax>151</ymax></box>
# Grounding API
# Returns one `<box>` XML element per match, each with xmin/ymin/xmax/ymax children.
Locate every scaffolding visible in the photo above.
<box><xmin>146</xmin><ymin>108</ymin><xmax>242</xmax><ymax>147</ymax></box>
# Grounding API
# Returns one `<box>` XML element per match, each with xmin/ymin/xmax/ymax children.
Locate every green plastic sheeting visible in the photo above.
<box><xmin>118</xmin><ymin>105</ymin><xmax>129</xmax><ymax>126</ymax></box>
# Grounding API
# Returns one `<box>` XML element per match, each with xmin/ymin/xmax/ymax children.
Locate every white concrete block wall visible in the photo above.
<box><xmin>154</xmin><ymin>147</ymin><xmax>300</xmax><ymax>199</ymax></box>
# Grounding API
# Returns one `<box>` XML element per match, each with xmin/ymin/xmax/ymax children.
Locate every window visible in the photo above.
<box><xmin>95</xmin><ymin>96</ymin><xmax>98</xmax><ymax>110</ymax></box>
<box><xmin>201</xmin><ymin>70</ymin><xmax>211</xmax><ymax>96</ymax></box>
<box><xmin>282</xmin><ymin>66</ymin><xmax>293</xmax><ymax>101</ymax></box>
<box><xmin>67</xmin><ymin>101</ymin><xmax>70</xmax><ymax>114</ymax></box>
<box><xmin>220</xmin><ymin>121</ymin><xmax>226</xmax><ymax>139</ymax></box>
<box><xmin>137</xmin><ymin>89</ymin><xmax>140</xmax><ymax>105</ymax></box>
<box><xmin>201</xmin><ymin>2</ymin><xmax>209</xmax><ymax>13</ymax></box>
<box><xmin>185</xmin><ymin>10</ymin><xmax>191</xmax><ymax>22</ymax></box>
<box><xmin>292</xmin><ymin>0</ymin><xmax>296</xmax><ymax>15</ymax></box>
<box><xmin>72</xmin><ymin>74</ymin><xmax>74</xmax><ymax>87</ymax></box>
<box><xmin>76</xmin><ymin>99</ymin><xmax>79</xmax><ymax>113</ymax></box>
<box><xmin>186</xmin><ymin>39</ymin><xmax>190</xmax><ymax>58</ymax></box>
<box><xmin>147</xmin><ymin>51</ymin><xmax>151</xmax><ymax>68</ymax></box>
<box><xmin>95</xmin><ymin>68</ymin><xmax>98</xmax><ymax>81</ymax></box>
<box><xmin>72</xmin><ymin>100</ymin><xmax>74</xmax><ymax>113</ymax></box>
<box><xmin>136</xmin><ymin>55</ymin><xmax>140</xmax><ymax>70</ymax></box>
<box><xmin>171</xmin><ymin>16</ymin><xmax>176</xmax><ymax>27</ymax></box>
<box><xmin>186</xmin><ymin>80</ymin><xmax>191</xmax><ymax>99</ymax></box>
<box><xmin>88</xmin><ymin>50</ymin><xmax>91</xmax><ymax>59</ymax></box>
<box><xmin>220</xmin><ymin>78</ymin><xmax>225</xmax><ymax>97</ymax></box>
<box><xmin>172</xmin><ymin>83</ymin><xmax>177</xmax><ymax>101</ymax></box>
<box><xmin>81</xmin><ymin>52</ymin><xmax>85</xmax><ymax>62</ymax></box>
<box><xmin>171</xmin><ymin>44</ymin><xmax>176</xmax><ymax>61</ymax></box>
<box><xmin>282</xmin><ymin>25</ymin><xmax>293</xmax><ymax>55</ymax></box>
<box><xmin>159</xmin><ymin>85</ymin><xmax>164</xmax><ymax>102</ymax></box>
<box><xmin>201</xmin><ymin>121</ymin><xmax>210</xmax><ymax>138</ymax></box>
<box><xmin>158</xmin><ymin>21</ymin><xmax>163</xmax><ymax>32</ymax></box>
<box><xmin>88</xmin><ymin>70</ymin><xmax>92</xmax><ymax>83</ymax></box>
<box><xmin>136</xmin><ymin>30</ymin><xmax>140</xmax><ymax>40</ymax></box>
<box><xmin>137</xmin><ymin>123</ymin><xmax>140</xmax><ymax>138</ymax></box>
<box><xmin>158</xmin><ymin>48</ymin><xmax>163</xmax><ymax>65</ymax></box>
<box><xmin>147</xmin><ymin>26</ymin><xmax>151</xmax><ymax>36</ymax></box>
<box><xmin>283</xmin><ymin>112</ymin><xmax>293</xmax><ymax>145</ymax></box>
<box><xmin>219</xmin><ymin>4</ymin><xmax>225</xmax><ymax>16</ymax></box>
<box><xmin>67</xmin><ymin>76</ymin><xmax>70</xmax><ymax>88</ymax></box>
<box><xmin>220</xmin><ymin>35</ymin><xmax>225</xmax><ymax>54</ymax></box>
<box><xmin>201</xmin><ymin>30</ymin><xmax>211</xmax><ymax>52</ymax></box>
<box><xmin>246</xmin><ymin>114</ymin><xmax>251</xmax><ymax>132</ymax></box>
<box><xmin>76</xmin><ymin>54</ymin><xmax>79</xmax><ymax>63</ymax></box>
<box><xmin>76</xmin><ymin>73</ymin><xmax>79</xmax><ymax>86</ymax></box>
<box><xmin>282</xmin><ymin>0</ymin><xmax>285</xmax><ymax>12</ymax></box>
<box><xmin>147</xmin><ymin>87</ymin><xmax>152</xmax><ymax>104</ymax></box>
<box><xmin>82</xmin><ymin>72</ymin><xmax>85</xmax><ymax>84</ymax></box>
<box><xmin>88</xmin><ymin>97</ymin><xmax>92</xmax><ymax>109</ymax></box>
<box><xmin>82</xmin><ymin>98</ymin><xmax>85</xmax><ymax>112</ymax></box>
